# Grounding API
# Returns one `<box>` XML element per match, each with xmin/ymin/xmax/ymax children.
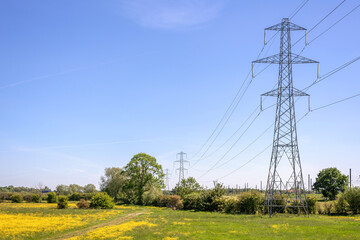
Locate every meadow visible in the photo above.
<box><xmin>1</xmin><ymin>202</ymin><xmax>360</xmax><ymax>239</ymax></box>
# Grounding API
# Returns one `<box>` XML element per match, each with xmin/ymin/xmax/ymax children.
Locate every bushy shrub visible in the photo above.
<box><xmin>307</xmin><ymin>196</ymin><xmax>317</xmax><ymax>214</ymax></box>
<box><xmin>77</xmin><ymin>199</ymin><xmax>90</xmax><ymax>209</ymax></box>
<box><xmin>47</xmin><ymin>192</ymin><xmax>58</xmax><ymax>203</ymax></box>
<box><xmin>11</xmin><ymin>194</ymin><xmax>23</xmax><ymax>203</ymax></box>
<box><xmin>344</xmin><ymin>187</ymin><xmax>360</xmax><ymax>214</ymax></box>
<box><xmin>316</xmin><ymin>202</ymin><xmax>324</xmax><ymax>214</ymax></box>
<box><xmin>335</xmin><ymin>194</ymin><xmax>348</xmax><ymax>214</ymax></box>
<box><xmin>237</xmin><ymin>191</ymin><xmax>263</xmax><ymax>214</ymax></box>
<box><xmin>323</xmin><ymin>202</ymin><xmax>334</xmax><ymax>215</ymax></box>
<box><xmin>158</xmin><ymin>195</ymin><xmax>170</xmax><ymax>207</ymax></box>
<box><xmin>85</xmin><ymin>193</ymin><xmax>96</xmax><ymax>201</ymax></box>
<box><xmin>224</xmin><ymin>197</ymin><xmax>238</xmax><ymax>214</ymax></box>
<box><xmin>24</xmin><ymin>194</ymin><xmax>32</xmax><ymax>203</ymax></box>
<box><xmin>198</xmin><ymin>183</ymin><xmax>226</xmax><ymax>212</ymax></box>
<box><xmin>198</xmin><ymin>190</ymin><xmax>216</xmax><ymax>211</ymax></box>
<box><xmin>166</xmin><ymin>195</ymin><xmax>183</xmax><ymax>210</ymax></box>
<box><xmin>213</xmin><ymin>197</ymin><xmax>226</xmax><ymax>212</ymax></box>
<box><xmin>183</xmin><ymin>192</ymin><xmax>201</xmax><ymax>210</ymax></box>
<box><xmin>142</xmin><ymin>186</ymin><xmax>162</xmax><ymax>206</ymax></box>
<box><xmin>69</xmin><ymin>192</ymin><xmax>81</xmax><ymax>201</ymax></box>
<box><xmin>0</xmin><ymin>192</ymin><xmax>11</xmax><ymax>202</ymax></box>
<box><xmin>31</xmin><ymin>194</ymin><xmax>41</xmax><ymax>203</ymax></box>
<box><xmin>316</xmin><ymin>201</ymin><xmax>334</xmax><ymax>215</ymax></box>
<box><xmin>57</xmin><ymin>196</ymin><xmax>68</xmax><ymax>209</ymax></box>
<box><xmin>263</xmin><ymin>194</ymin><xmax>286</xmax><ymax>214</ymax></box>
<box><xmin>286</xmin><ymin>196</ymin><xmax>317</xmax><ymax>215</ymax></box>
<box><xmin>90</xmin><ymin>192</ymin><xmax>115</xmax><ymax>209</ymax></box>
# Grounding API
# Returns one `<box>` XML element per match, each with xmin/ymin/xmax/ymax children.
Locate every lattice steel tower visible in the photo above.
<box><xmin>175</xmin><ymin>151</ymin><xmax>188</xmax><ymax>185</ymax></box>
<box><xmin>252</xmin><ymin>18</ymin><xmax>318</xmax><ymax>216</ymax></box>
<box><xmin>164</xmin><ymin>169</ymin><xmax>171</xmax><ymax>191</ymax></box>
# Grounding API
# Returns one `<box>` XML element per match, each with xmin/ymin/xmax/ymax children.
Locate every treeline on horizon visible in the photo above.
<box><xmin>1</xmin><ymin>153</ymin><xmax>359</xmax><ymax>215</ymax></box>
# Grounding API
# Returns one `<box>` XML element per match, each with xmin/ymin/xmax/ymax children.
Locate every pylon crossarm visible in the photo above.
<box><xmin>262</xmin><ymin>89</ymin><xmax>278</xmax><ymax>97</ymax></box>
<box><xmin>253</xmin><ymin>54</ymin><xmax>280</xmax><ymax>64</ymax></box>
<box><xmin>265</xmin><ymin>19</ymin><xmax>306</xmax><ymax>31</ymax></box>
<box><xmin>253</xmin><ymin>53</ymin><xmax>317</xmax><ymax>64</ymax></box>
<box><xmin>293</xmin><ymin>88</ymin><xmax>309</xmax><ymax>97</ymax></box>
<box><xmin>291</xmin><ymin>53</ymin><xmax>318</xmax><ymax>64</ymax></box>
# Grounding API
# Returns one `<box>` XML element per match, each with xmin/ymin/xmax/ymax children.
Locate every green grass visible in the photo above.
<box><xmin>127</xmin><ymin>207</ymin><xmax>360</xmax><ymax>240</ymax></box>
<box><xmin>1</xmin><ymin>203</ymin><xmax>359</xmax><ymax>239</ymax></box>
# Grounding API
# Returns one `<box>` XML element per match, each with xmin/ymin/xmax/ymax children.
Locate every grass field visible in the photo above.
<box><xmin>1</xmin><ymin>203</ymin><xmax>360</xmax><ymax>239</ymax></box>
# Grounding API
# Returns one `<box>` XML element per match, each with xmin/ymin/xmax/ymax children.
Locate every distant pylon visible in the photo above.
<box><xmin>252</xmin><ymin>18</ymin><xmax>318</xmax><ymax>217</ymax></box>
<box><xmin>175</xmin><ymin>151</ymin><xmax>189</xmax><ymax>185</ymax></box>
<box><xmin>164</xmin><ymin>169</ymin><xmax>171</xmax><ymax>191</ymax></box>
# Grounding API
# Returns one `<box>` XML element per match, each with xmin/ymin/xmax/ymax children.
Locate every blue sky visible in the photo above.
<box><xmin>0</xmin><ymin>0</ymin><xmax>359</xmax><ymax>190</ymax></box>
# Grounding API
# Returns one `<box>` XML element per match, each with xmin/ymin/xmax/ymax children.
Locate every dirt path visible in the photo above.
<box><xmin>49</xmin><ymin>211</ymin><xmax>146</xmax><ymax>240</ymax></box>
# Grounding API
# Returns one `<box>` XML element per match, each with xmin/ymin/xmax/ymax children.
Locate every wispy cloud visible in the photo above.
<box><xmin>118</xmin><ymin>0</ymin><xmax>226</xmax><ymax>29</ymax></box>
<box><xmin>0</xmin><ymin>51</ymin><xmax>154</xmax><ymax>90</ymax></box>
<box><xmin>15</xmin><ymin>139</ymin><xmax>151</xmax><ymax>151</ymax></box>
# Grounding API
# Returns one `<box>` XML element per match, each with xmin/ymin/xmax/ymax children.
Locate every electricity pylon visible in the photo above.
<box><xmin>252</xmin><ymin>18</ymin><xmax>318</xmax><ymax>217</ymax></box>
<box><xmin>164</xmin><ymin>169</ymin><xmax>171</xmax><ymax>191</ymax></box>
<box><xmin>175</xmin><ymin>151</ymin><xmax>189</xmax><ymax>185</ymax></box>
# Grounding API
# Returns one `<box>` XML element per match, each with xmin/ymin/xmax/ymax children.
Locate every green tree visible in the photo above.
<box><xmin>100</xmin><ymin>167</ymin><xmax>128</xmax><ymax>201</ymax></box>
<box><xmin>56</xmin><ymin>185</ymin><xmax>70</xmax><ymax>195</ymax></box>
<box><xmin>313</xmin><ymin>167</ymin><xmax>348</xmax><ymax>200</ymax></box>
<box><xmin>124</xmin><ymin>153</ymin><xmax>164</xmax><ymax>205</ymax></box>
<box><xmin>84</xmin><ymin>184</ymin><xmax>97</xmax><ymax>193</ymax></box>
<box><xmin>174</xmin><ymin>177</ymin><xmax>202</xmax><ymax>198</ymax></box>
<box><xmin>69</xmin><ymin>184</ymin><xmax>84</xmax><ymax>194</ymax></box>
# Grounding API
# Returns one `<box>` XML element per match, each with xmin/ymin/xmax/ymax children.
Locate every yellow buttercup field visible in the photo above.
<box><xmin>0</xmin><ymin>202</ymin><xmax>130</xmax><ymax>239</ymax></box>
<box><xmin>68</xmin><ymin>221</ymin><xmax>157</xmax><ymax>240</ymax></box>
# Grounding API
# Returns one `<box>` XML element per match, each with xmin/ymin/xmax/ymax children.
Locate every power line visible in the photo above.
<box><xmin>256</xmin><ymin>1</ymin><xmax>350</xmax><ymax>77</ymax></box>
<box><xmin>198</xmin><ymin>82</ymin><xmax>278</xmax><ymax>176</ymax></box>
<box><xmin>198</xmin><ymin>112</ymin><xmax>262</xmax><ymax>178</ymax></box>
<box><xmin>189</xmin><ymin>0</ymin><xmax>311</xmax><ymax>166</ymax></box>
<box><xmin>308</xmin><ymin>2</ymin><xmax>360</xmax><ymax>45</ymax></box>
<box><xmin>191</xmin><ymin>32</ymin><xmax>280</xmax><ymax>169</ymax></box>
<box><xmin>202</xmin><ymin>55</ymin><xmax>359</xmax><ymax>179</ymax></box>
<box><xmin>190</xmin><ymin>36</ymin><xmax>278</xmax><ymax>169</ymax></box>
<box><xmin>189</xmin><ymin>55</ymin><xmax>263</xmax><ymax>163</ymax></box>
<box><xmin>292</xmin><ymin>0</ymin><xmax>347</xmax><ymax>47</ymax></box>
<box><xmin>189</xmin><ymin>74</ymin><xmax>255</xmax><ymax>168</ymax></box>
<box><xmin>203</xmin><ymin>106</ymin><xmax>261</xmax><ymax>159</ymax></box>
<box><xmin>311</xmin><ymin>93</ymin><xmax>360</xmax><ymax>112</ymax></box>
<box><xmin>303</xmin><ymin>56</ymin><xmax>360</xmax><ymax>91</ymax></box>
<box><xmin>212</xmin><ymin>68</ymin><xmax>360</xmax><ymax>181</ymax></box>
<box><xmin>215</xmin><ymin>112</ymin><xmax>310</xmax><ymax>181</ymax></box>
<box><xmin>289</xmin><ymin>0</ymin><xmax>310</xmax><ymax>19</ymax></box>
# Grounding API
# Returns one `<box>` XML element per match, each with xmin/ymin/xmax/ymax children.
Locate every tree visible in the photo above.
<box><xmin>100</xmin><ymin>167</ymin><xmax>128</xmax><ymax>201</ymax></box>
<box><xmin>69</xmin><ymin>184</ymin><xmax>84</xmax><ymax>194</ymax></box>
<box><xmin>84</xmin><ymin>184</ymin><xmax>97</xmax><ymax>193</ymax></box>
<box><xmin>174</xmin><ymin>177</ymin><xmax>202</xmax><ymax>198</ymax></box>
<box><xmin>124</xmin><ymin>153</ymin><xmax>164</xmax><ymax>205</ymax></box>
<box><xmin>56</xmin><ymin>185</ymin><xmax>70</xmax><ymax>195</ymax></box>
<box><xmin>313</xmin><ymin>167</ymin><xmax>348</xmax><ymax>200</ymax></box>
